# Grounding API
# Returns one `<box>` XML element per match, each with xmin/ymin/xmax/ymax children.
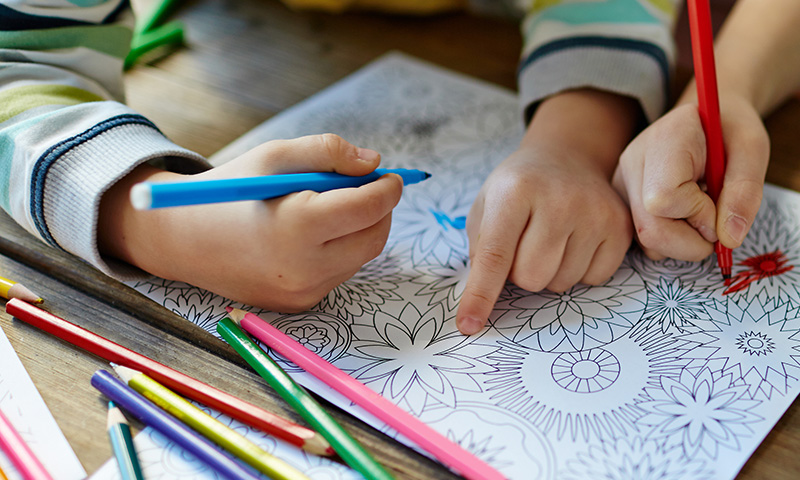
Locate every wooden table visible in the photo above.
<box><xmin>1</xmin><ymin>0</ymin><xmax>799</xmax><ymax>478</ymax></box>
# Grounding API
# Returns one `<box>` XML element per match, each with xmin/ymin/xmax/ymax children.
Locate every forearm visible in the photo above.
<box><xmin>0</xmin><ymin>0</ymin><xmax>209</xmax><ymax>279</ymax></box>
<box><xmin>524</xmin><ymin>89</ymin><xmax>640</xmax><ymax>178</ymax></box>
<box><xmin>679</xmin><ymin>0</ymin><xmax>800</xmax><ymax>114</ymax></box>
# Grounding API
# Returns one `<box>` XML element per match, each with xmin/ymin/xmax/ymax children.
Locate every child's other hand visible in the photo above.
<box><xmin>99</xmin><ymin>134</ymin><xmax>403</xmax><ymax>312</ymax></box>
<box><xmin>456</xmin><ymin>89</ymin><xmax>639</xmax><ymax>335</ymax></box>
<box><xmin>612</xmin><ymin>96</ymin><xmax>769</xmax><ymax>261</ymax></box>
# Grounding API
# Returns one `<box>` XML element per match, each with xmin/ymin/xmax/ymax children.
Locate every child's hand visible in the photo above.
<box><xmin>612</xmin><ymin>96</ymin><xmax>769</xmax><ymax>261</ymax></box>
<box><xmin>99</xmin><ymin>134</ymin><xmax>404</xmax><ymax>312</ymax></box>
<box><xmin>456</xmin><ymin>89</ymin><xmax>639</xmax><ymax>335</ymax></box>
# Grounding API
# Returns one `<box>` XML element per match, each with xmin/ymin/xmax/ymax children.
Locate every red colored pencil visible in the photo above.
<box><xmin>0</xmin><ymin>408</ymin><xmax>53</xmax><ymax>480</ymax></box>
<box><xmin>5</xmin><ymin>299</ymin><xmax>333</xmax><ymax>456</ymax></box>
<box><xmin>687</xmin><ymin>0</ymin><xmax>733</xmax><ymax>279</ymax></box>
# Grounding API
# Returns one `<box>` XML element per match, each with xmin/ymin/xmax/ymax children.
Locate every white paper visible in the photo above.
<box><xmin>117</xmin><ymin>52</ymin><xmax>800</xmax><ymax>479</ymax></box>
<box><xmin>0</xmin><ymin>325</ymin><xmax>86</xmax><ymax>480</ymax></box>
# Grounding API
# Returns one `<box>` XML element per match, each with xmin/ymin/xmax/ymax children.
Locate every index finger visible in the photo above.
<box><xmin>457</xmin><ymin>204</ymin><xmax>527</xmax><ymax>335</ymax></box>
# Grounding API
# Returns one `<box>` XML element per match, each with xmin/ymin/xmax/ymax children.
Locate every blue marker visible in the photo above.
<box><xmin>131</xmin><ymin>168</ymin><xmax>431</xmax><ymax>209</ymax></box>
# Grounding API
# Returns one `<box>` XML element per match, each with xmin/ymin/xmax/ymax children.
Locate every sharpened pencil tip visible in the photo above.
<box><xmin>227</xmin><ymin>308</ymin><xmax>246</xmax><ymax>323</ymax></box>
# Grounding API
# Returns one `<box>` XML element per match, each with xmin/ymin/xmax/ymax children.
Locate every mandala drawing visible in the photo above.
<box><xmin>116</xmin><ymin>54</ymin><xmax>800</xmax><ymax>480</ymax></box>
<box><xmin>386</xmin><ymin>176</ymin><xmax>475</xmax><ymax>267</ymax></box>
<box><xmin>314</xmin><ymin>251</ymin><xmax>409</xmax><ymax>321</ymax></box>
<box><xmin>418</xmin><ymin>402</ymin><xmax>557</xmax><ymax>480</ymax></box>
<box><xmin>711</xmin><ymin>196</ymin><xmax>800</xmax><ymax>304</ymax></box>
<box><xmin>253</xmin><ymin>311</ymin><xmax>354</xmax><ymax>370</ymax></box>
<box><xmin>627</xmin><ymin>246</ymin><xmax>722</xmax><ymax>292</ymax></box>
<box><xmin>636</xmin><ymin>368</ymin><xmax>763</xmax><ymax>460</ymax></box>
<box><xmin>492</xmin><ymin>265</ymin><xmax>647</xmax><ymax>352</ymax></box>
<box><xmin>132</xmin><ymin>278</ymin><xmax>199</xmax><ymax>300</ymax></box>
<box><xmin>162</xmin><ymin>288</ymin><xmax>233</xmax><ymax>336</ymax></box>
<box><xmin>633</xmin><ymin>276</ymin><xmax>716</xmax><ymax>334</ymax></box>
<box><xmin>690</xmin><ymin>294</ymin><xmax>800</xmax><ymax>399</ymax></box>
<box><xmin>409</xmin><ymin>252</ymin><xmax>470</xmax><ymax>311</ymax></box>
<box><xmin>483</xmin><ymin>325</ymin><xmax>705</xmax><ymax>443</ymax></box>
<box><xmin>349</xmin><ymin>302</ymin><xmax>497</xmax><ymax>415</ymax></box>
<box><xmin>560</xmin><ymin>436</ymin><xmax>713</xmax><ymax>480</ymax></box>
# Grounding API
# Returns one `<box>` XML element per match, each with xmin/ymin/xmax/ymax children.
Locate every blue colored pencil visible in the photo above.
<box><xmin>107</xmin><ymin>402</ymin><xmax>144</xmax><ymax>480</ymax></box>
<box><xmin>130</xmin><ymin>168</ymin><xmax>431</xmax><ymax>209</ymax></box>
<box><xmin>91</xmin><ymin>370</ymin><xmax>263</xmax><ymax>480</ymax></box>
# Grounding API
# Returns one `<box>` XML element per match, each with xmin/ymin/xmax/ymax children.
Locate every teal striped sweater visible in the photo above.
<box><xmin>0</xmin><ymin>0</ymin><xmax>679</xmax><ymax>279</ymax></box>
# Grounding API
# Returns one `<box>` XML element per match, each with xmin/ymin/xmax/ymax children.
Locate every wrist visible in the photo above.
<box><xmin>524</xmin><ymin>89</ymin><xmax>640</xmax><ymax>177</ymax></box>
<box><xmin>98</xmin><ymin>164</ymin><xmax>183</xmax><ymax>269</ymax></box>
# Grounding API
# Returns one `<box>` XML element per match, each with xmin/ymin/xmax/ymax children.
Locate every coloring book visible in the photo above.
<box><xmin>94</xmin><ymin>52</ymin><xmax>800</xmax><ymax>480</ymax></box>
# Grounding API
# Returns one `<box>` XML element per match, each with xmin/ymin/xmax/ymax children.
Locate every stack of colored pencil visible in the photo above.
<box><xmin>4</xmin><ymin>299</ymin><xmax>333</xmax><ymax>480</ymax></box>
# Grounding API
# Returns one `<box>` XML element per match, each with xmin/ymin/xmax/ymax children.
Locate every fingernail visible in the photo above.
<box><xmin>697</xmin><ymin>224</ymin><xmax>718</xmax><ymax>243</ymax></box>
<box><xmin>457</xmin><ymin>316</ymin><xmax>484</xmax><ymax>335</ymax></box>
<box><xmin>724</xmin><ymin>213</ymin><xmax>748</xmax><ymax>244</ymax></box>
<box><xmin>357</xmin><ymin>147</ymin><xmax>380</xmax><ymax>163</ymax></box>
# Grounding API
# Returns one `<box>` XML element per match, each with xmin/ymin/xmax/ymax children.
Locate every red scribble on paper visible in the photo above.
<box><xmin>723</xmin><ymin>250</ymin><xmax>794</xmax><ymax>295</ymax></box>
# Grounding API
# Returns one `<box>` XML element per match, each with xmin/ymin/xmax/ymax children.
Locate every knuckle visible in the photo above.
<box><xmin>509</xmin><ymin>269</ymin><xmax>548</xmax><ymax>293</ymax></box>
<box><xmin>641</xmin><ymin>186</ymin><xmax>672</xmax><ymax>216</ymax></box>
<box><xmin>318</xmin><ymin>133</ymin><xmax>351</xmax><ymax>160</ymax></box>
<box><xmin>473</xmin><ymin>248</ymin><xmax>510</xmax><ymax>276</ymax></box>
<box><xmin>546</xmin><ymin>278</ymin><xmax>574</xmax><ymax>293</ymax></box>
<box><xmin>635</xmin><ymin>225</ymin><xmax>662</xmax><ymax>252</ymax></box>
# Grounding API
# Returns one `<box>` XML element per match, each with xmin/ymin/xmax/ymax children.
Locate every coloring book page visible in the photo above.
<box><xmin>0</xmin><ymin>325</ymin><xmax>86</xmax><ymax>480</ymax></box>
<box><xmin>116</xmin><ymin>52</ymin><xmax>800</xmax><ymax>480</ymax></box>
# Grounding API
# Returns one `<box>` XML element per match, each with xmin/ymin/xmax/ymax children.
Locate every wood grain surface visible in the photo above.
<box><xmin>1</xmin><ymin>0</ymin><xmax>798</xmax><ymax>478</ymax></box>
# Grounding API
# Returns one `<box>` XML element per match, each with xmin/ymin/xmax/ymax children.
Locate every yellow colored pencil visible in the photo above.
<box><xmin>112</xmin><ymin>365</ymin><xmax>308</xmax><ymax>480</ymax></box>
<box><xmin>0</xmin><ymin>276</ymin><xmax>42</xmax><ymax>304</ymax></box>
<box><xmin>0</xmin><ymin>463</ymin><xmax>8</xmax><ymax>480</ymax></box>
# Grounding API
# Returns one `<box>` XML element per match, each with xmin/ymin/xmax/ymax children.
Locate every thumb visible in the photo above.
<box><xmin>716</xmin><ymin>118</ymin><xmax>769</xmax><ymax>248</ymax></box>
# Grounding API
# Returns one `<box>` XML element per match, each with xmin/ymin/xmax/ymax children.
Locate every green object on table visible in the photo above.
<box><xmin>217</xmin><ymin>317</ymin><xmax>397</xmax><ymax>480</ymax></box>
<box><xmin>125</xmin><ymin>0</ymin><xmax>185</xmax><ymax>70</ymax></box>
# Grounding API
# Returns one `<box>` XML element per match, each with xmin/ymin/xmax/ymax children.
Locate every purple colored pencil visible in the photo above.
<box><xmin>90</xmin><ymin>370</ymin><xmax>262</xmax><ymax>480</ymax></box>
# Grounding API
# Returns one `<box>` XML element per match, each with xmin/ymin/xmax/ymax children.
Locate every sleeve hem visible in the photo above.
<box><xmin>518</xmin><ymin>39</ymin><xmax>671</xmax><ymax>124</ymax></box>
<box><xmin>36</xmin><ymin>116</ymin><xmax>208</xmax><ymax>280</ymax></box>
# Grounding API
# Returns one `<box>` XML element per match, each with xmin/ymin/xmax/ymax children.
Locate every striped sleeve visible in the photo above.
<box><xmin>518</xmin><ymin>0</ymin><xmax>681</xmax><ymax>123</ymax></box>
<box><xmin>0</xmin><ymin>0</ymin><xmax>208</xmax><ymax>279</ymax></box>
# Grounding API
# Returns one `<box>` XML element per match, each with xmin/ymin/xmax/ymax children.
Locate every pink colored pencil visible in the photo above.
<box><xmin>228</xmin><ymin>308</ymin><xmax>507</xmax><ymax>480</ymax></box>
<box><xmin>0</xmin><ymin>408</ymin><xmax>53</xmax><ymax>480</ymax></box>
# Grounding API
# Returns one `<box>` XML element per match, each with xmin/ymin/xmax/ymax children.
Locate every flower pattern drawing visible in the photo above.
<box><xmin>691</xmin><ymin>294</ymin><xmax>800</xmax><ymax>399</ymax></box>
<box><xmin>314</xmin><ymin>251</ymin><xmax>408</xmax><ymax>320</ymax></box>
<box><xmin>712</xmin><ymin>197</ymin><xmax>800</xmax><ymax>304</ymax></box>
<box><xmin>634</xmin><ymin>277</ymin><xmax>715</xmax><ymax>334</ymax></box>
<box><xmin>492</xmin><ymin>265</ymin><xmax>647</xmax><ymax>352</ymax></box>
<box><xmin>115</xmin><ymin>55</ymin><xmax>800</xmax><ymax>480</ymax></box>
<box><xmin>636</xmin><ymin>368</ymin><xmax>762</xmax><ymax>460</ymax></box>
<box><xmin>350</xmin><ymin>302</ymin><xmax>497</xmax><ymax>415</ymax></box>
<box><xmin>561</xmin><ymin>436</ymin><xmax>713</xmax><ymax>480</ymax></box>
<box><xmin>409</xmin><ymin>252</ymin><xmax>471</xmax><ymax>311</ymax></box>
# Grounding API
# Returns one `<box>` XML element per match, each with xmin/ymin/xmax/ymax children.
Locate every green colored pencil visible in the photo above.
<box><xmin>107</xmin><ymin>401</ymin><xmax>145</xmax><ymax>480</ymax></box>
<box><xmin>217</xmin><ymin>317</ymin><xmax>396</xmax><ymax>480</ymax></box>
<box><xmin>112</xmin><ymin>365</ymin><xmax>308</xmax><ymax>480</ymax></box>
